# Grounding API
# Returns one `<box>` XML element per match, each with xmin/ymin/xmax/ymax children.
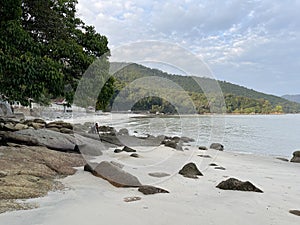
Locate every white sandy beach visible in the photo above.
<box><xmin>0</xmin><ymin>144</ymin><xmax>299</xmax><ymax>225</ymax></box>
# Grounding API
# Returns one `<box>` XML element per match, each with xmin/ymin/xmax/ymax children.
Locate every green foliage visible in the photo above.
<box><xmin>0</xmin><ymin>0</ymin><xmax>111</xmax><ymax>107</ymax></box>
<box><xmin>112</xmin><ymin>63</ymin><xmax>300</xmax><ymax>114</ymax></box>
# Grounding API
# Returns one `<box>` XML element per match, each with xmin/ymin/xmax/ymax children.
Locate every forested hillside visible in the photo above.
<box><xmin>111</xmin><ymin>63</ymin><xmax>300</xmax><ymax>114</ymax></box>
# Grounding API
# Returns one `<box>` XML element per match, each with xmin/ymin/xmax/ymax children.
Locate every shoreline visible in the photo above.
<box><xmin>0</xmin><ymin>145</ymin><xmax>299</xmax><ymax>225</ymax></box>
<box><xmin>0</xmin><ymin>113</ymin><xmax>299</xmax><ymax>224</ymax></box>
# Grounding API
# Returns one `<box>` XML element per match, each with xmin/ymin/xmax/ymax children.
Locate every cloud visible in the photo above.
<box><xmin>77</xmin><ymin>0</ymin><xmax>300</xmax><ymax>95</ymax></box>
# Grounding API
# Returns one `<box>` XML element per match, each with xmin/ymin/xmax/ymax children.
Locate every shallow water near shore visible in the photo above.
<box><xmin>64</xmin><ymin>113</ymin><xmax>300</xmax><ymax>158</ymax></box>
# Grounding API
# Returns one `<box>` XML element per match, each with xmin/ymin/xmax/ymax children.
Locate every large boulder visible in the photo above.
<box><xmin>179</xmin><ymin>162</ymin><xmax>203</xmax><ymax>179</ymax></box>
<box><xmin>210</xmin><ymin>143</ymin><xmax>224</xmax><ymax>151</ymax></box>
<box><xmin>3</xmin><ymin>129</ymin><xmax>103</xmax><ymax>155</ymax></box>
<box><xmin>85</xmin><ymin>161</ymin><xmax>142</xmax><ymax>187</ymax></box>
<box><xmin>0</xmin><ymin>145</ymin><xmax>85</xmax><ymax>202</ymax></box>
<box><xmin>138</xmin><ymin>185</ymin><xmax>169</xmax><ymax>195</ymax></box>
<box><xmin>290</xmin><ymin>151</ymin><xmax>300</xmax><ymax>163</ymax></box>
<box><xmin>216</xmin><ymin>178</ymin><xmax>263</xmax><ymax>193</ymax></box>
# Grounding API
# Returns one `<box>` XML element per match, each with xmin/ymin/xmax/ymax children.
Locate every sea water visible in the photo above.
<box><xmin>96</xmin><ymin>113</ymin><xmax>300</xmax><ymax>158</ymax></box>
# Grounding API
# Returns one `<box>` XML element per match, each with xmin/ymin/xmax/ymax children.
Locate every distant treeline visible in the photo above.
<box><xmin>109</xmin><ymin>63</ymin><xmax>300</xmax><ymax>114</ymax></box>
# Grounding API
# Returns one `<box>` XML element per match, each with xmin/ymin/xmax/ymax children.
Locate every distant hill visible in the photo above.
<box><xmin>111</xmin><ymin>63</ymin><xmax>300</xmax><ymax>114</ymax></box>
<box><xmin>282</xmin><ymin>94</ymin><xmax>300</xmax><ymax>103</ymax></box>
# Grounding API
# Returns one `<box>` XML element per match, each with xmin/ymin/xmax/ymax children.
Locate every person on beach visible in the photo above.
<box><xmin>95</xmin><ymin>123</ymin><xmax>99</xmax><ymax>133</ymax></box>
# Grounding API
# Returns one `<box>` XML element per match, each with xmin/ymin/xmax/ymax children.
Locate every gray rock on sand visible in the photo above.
<box><xmin>84</xmin><ymin>161</ymin><xmax>142</xmax><ymax>187</ymax></box>
<box><xmin>290</xmin><ymin>151</ymin><xmax>300</xmax><ymax>163</ymax></box>
<box><xmin>138</xmin><ymin>185</ymin><xmax>169</xmax><ymax>195</ymax></box>
<box><xmin>122</xmin><ymin>146</ymin><xmax>137</xmax><ymax>152</ymax></box>
<box><xmin>210</xmin><ymin>143</ymin><xmax>224</xmax><ymax>151</ymax></box>
<box><xmin>164</xmin><ymin>140</ymin><xmax>183</xmax><ymax>151</ymax></box>
<box><xmin>214</xmin><ymin>166</ymin><xmax>226</xmax><ymax>170</ymax></box>
<box><xmin>4</xmin><ymin>129</ymin><xmax>103</xmax><ymax>155</ymax></box>
<box><xmin>148</xmin><ymin>172</ymin><xmax>170</xmax><ymax>178</ymax></box>
<box><xmin>198</xmin><ymin>154</ymin><xmax>211</xmax><ymax>158</ymax></box>
<box><xmin>198</xmin><ymin>146</ymin><xmax>208</xmax><ymax>150</ymax></box>
<box><xmin>114</xmin><ymin>149</ymin><xmax>123</xmax><ymax>153</ymax></box>
<box><xmin>130</xmin><ymin>153</ymin><xmax>139</xmax><ymax>158</ymax></box>
<box><xmin>179</xmin><ymin>162</ymin><xmax>203</xmax><ymax>179</ymax></box>
<box><xmin>209</xmin><ymin>163</ymin><xmax>218</xmax><ymax>166</ymax></box>
<box><xmin>216</xmin><ymin>178</ymin><xmax>263</xmax><ymax>193</ymax></box>
<box><xmin>289</xmin><ymin>210</ymin><xmax>300</xmax><ymax>216</ymax></box>
<box><xmin>118</xmin><ymin>128</ymin><xmax>129</xmax><ymax>136</ymax></box>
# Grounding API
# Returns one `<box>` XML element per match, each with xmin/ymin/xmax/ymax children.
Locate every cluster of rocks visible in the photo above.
<box><xmin>0</xmin><ymin>117</ymin><xmax>74</xmax><ymax>134</ymax></box>
<box><xmin>161</xmin><ymin>136</ymin><xmax>195</xmax><ymax>151</ymax></box>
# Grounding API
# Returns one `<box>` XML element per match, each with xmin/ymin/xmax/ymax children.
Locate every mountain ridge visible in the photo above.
<box><xmin>111</xmin><ymin>63</ymin><xmax>300</xmax><ymax>113</ymax></box>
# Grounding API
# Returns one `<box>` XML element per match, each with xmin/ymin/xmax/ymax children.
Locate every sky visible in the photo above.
<box><xmin>77</xmin><ymin>0</ymin><xmax>300</xmax><ymax>96</ymax></box>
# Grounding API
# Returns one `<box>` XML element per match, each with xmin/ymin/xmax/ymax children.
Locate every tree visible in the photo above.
<box><xmin>0</xmin><ymin>0</ymin><xmax>111</xmax><ymax>107</ymax></box>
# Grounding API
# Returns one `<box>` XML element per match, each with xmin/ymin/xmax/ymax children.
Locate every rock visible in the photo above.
<box><xmin>4</xmin><ymin>123</ymin><xmax>16</xmax><ymax>131</ymax></box>
<box><xmin>31</xmin><ymin>122</ymin><xmax>45</xmax><ymax>129</ymax></box>
<box><xmin>130</xmin><ymin>153</ymin><xmax>139</xmax><ymax>158</ymax></box>
<box><xmin>110</xmin><ymin>161</ymin><xmax>124</xmax><ymax>169</ymax></box>
<box><xmin>75</xmin><ymin>144</ymin><xmax>103</xmax><ymax>156</ymax></box>
<box><xmin>198</xmin><ymin>154</ymin><xmax>211</xmax><ymax>158</ymax></box>
<box><xmin>98</xmin><ymin>125</ymin><xmax>116</xmax><ymax>135</ymax></box>
<box><xmin>122</xmin><ymin>146</ymin><xmax>137</xmax><ymax>152</ymax></box>
<box><xmin>33</xmin><ymin>118</ymin><xmax>46</xmax><ymax>124</ymax></box>
<box><xmin>7</xmin><ymin>129</ymin><xmax>103</xmax><ymax>155</ymax></box>
<box><xmin>148</xmin><ymin>172</ymin><xmax>170</xmax><ymax>178</ymax></box>
<box><xmin>215</xmin><ymin>166</ymin><xmax>226</xmax><ymax>170</ymax></box>
<box><xmin>291</xmin><ymin>151</ymin><xmax>300</xmax><ymax>163</ymax></box>
<box><xmin>84</xmin><ymin>163</ymin><xmax>98</xmax><ymax>173</ymax></box>
<box><xmin>0</xmin><ymin>131</ymin><xmax>40</xmax><ymax>146</ymax></box>
<box><xmin>209</xmin><ymin>163</ymin><xmax>218</xmax><ymax>166</ymax></box>
<box><xmin>46</xmin><ymin>121</ymin><xmax>73</xmax><ymax>130</ymax></box>
<box><xmin>14</xmin><ymin>123</ymin><xmax>28</xmax><ymax>131</ymax></box>
<box><xmin>86</xmin><ymin>161</ymin><xmax>142</xmax><ymax>187</ymax></box>
<box><xmin>138</xmin><ymin>185</ymin><xmax>169</xmax><ymax>195</ymax></box>
<box><xmin>60</xmin><ymin>128</ymin><xmax>73</xmax><ymax>134</ymax></box>
<box><xmin>114</xmin><ymin>149</ymin><xmax>123</xmax><ymax>153</ymax></box>
<box><xmin>198</xmin><ymin>146</ymin><xmax>208</xmax><ymax>150</ymax></box>
<box><xmin>164</xmin><ymin>140</ymin><xmax>182</xmax><ymax>150</ymax></box>
<box><xmin>216</xmin><ymin>178</ymin><xmax>263</xmax><ymax>193</ymax></box>
<box><xmin>118</xmin><ymin>128</ymin><xmax>129</xmax><ymax>136</ymax></box>
<box><xmin>179</xmin><ymin>162</ymin><xmax>203</xmax><ymax>179</ymax></box>
<box><xmin>180</xmin><ymin>136</ymin><xmax>195</xmax><ymax>143</ymax></box>
<box><xmin>289</xmin><ymin>210</ymin><xmax>300</xmax><ymax>216</ymax></box>
<box><xmin>0</xmin><ymin>145</ymin><xmax>85</xmax><ymax>202</ymax></box>
<box><xmin>210</xmin><ymin>143</ymin><xmax>224</xmax><ymax>151</ymax></box>
<box><xmin>0</xmin><ymin>170</ymin><xmax>8</xmax><ymax>177</ymax></box>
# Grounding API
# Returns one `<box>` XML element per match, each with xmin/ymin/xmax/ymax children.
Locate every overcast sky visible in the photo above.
<box><xmin>77</xmin><ymin>0</ymin><xmax>300</xmax><ymax>96</ymax></box>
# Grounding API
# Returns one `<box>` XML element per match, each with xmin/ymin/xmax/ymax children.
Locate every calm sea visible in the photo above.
<box><xmin>104</xmin><ymin>114</ymin><xmax>300</xmax><ymax>158</ymax></box>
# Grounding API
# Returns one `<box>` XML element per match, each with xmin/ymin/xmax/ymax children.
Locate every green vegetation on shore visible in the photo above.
<box><xmin>0</xmin><ymin>0</ymin><xmax>114</xmax><ymax>110</ymax></box>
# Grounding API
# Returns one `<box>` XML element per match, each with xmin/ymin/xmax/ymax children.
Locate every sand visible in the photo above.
<box><xmin>0</xmin><ymin>144</ymin><xmax>299</xmax><ymax>225</ymax></box>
